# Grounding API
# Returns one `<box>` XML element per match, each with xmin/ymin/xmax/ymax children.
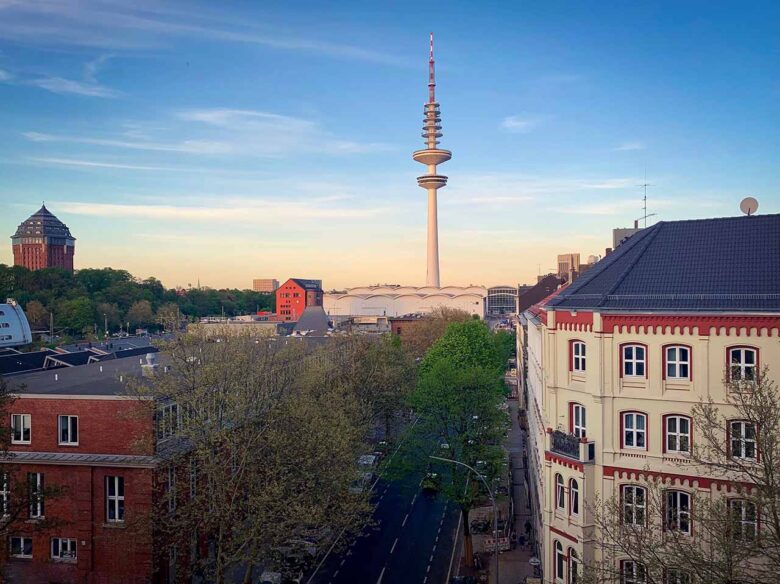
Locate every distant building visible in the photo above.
<box><xmin>613</xmin><ymin>220</ymin><xmax>643</xmax><ymax>248</ymax></box>
<box><xmin>517</xmin><ymin>274</ymin><xmax>564</xmax><ymax>314</ymax></box>
<box><xmin>486</xmin><ymin>286</ymin><xmax>518</xmax><ymax>316</ymax></box>
<box><xmin>0</xmin><ymin>300</ymin><xmax>32</xmax><ymax>348</ymax></box>
<box><xmin>324</xmin><ymin>285</ymin><xmax>486</xmax><ymax>318</ymax></box>
<box><xmin>252</xmin><ymin>278</ymin><xmax>279</xmax><ymax>293</ymax></box>
<box><xmin>11</xmin><ymin>205</ymin><xmax>76</xmax><ymax>272</ymax></box>
<box><xmin>556</xmin><ymin>253</ymin><xmax>580</xmax><ymax>280</ymax></box>
<box><xmin>276</xmin><ymin>278</ymin><xmax>324</xmax><ymax>322</ymax></box>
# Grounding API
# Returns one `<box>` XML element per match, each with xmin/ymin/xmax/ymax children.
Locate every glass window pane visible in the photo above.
<box><xmin>680</xmin><ymin>418</ymin><xmax>689</xmax><ymax>433</ymax></box>
<box><xmin>637</xmin><ymin>416</ymin><xmax>645</xmax><ymax>430</ymax></box>
<box><xmin>745</xmin><ymin>351</ymin><xmax>755</xmax><ymax>364</ymax></box>
<box><xmin>668</xmin><ymin>347</ymin><xmax>677</xmax><ymax>361</ymax></box>
<box><xmin>636</xmin><ymin>347</ymin><xmax>645</xmax><ymax>360</ymax></box>
<box><xmin>637</xmin><ymin>433</ymin><xmax>645</xmax><ymax>448</ymax></box>
<box><xmin>636</xmin><ymin>362</ymin><xmax>645</xmax><ymax>376</ymax></box>
<box><xmin>625</xmin><ymin>346</ymin><xmax>633</xmax><ymax>359</ymax></box>
<box><xmin>668</xmin><ymin>417</ymin><xmax>677</xmax><ymax>432</ymax></box>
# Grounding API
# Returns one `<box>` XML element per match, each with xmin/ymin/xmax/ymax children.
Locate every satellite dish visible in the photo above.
<box><xmin>740</xmin><ymin>197</ymin><xmax>759</xmax><ymax>216</ymax></box>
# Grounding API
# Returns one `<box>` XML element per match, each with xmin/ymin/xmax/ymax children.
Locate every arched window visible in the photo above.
<box><xmin>728</xmin><ymin>347</ymin><xmax>758</xmax><ymax>381</ymax></box>
<box><xmin>622</xmin><ymin>485</ymin><xmax>646</xmax><ymax>526</ymax></box>
<box><xmin>570</xmin><ymin>403</ymin><xmax>586</xmax><ymax>438</ymax></box>
<box><xmin>621</xmin><ymin>344</ymin><xmax>647</xmax><ymax>378</ymax></box>
<box><xmin>729</xmin><ymin>420</ymin><xmax>757</xmax><ymax>460</ymax></box>
<box><xmin>621</xmin><ymin>412</ymin><xmax>647</xmax><ymax>450</ymax></box>
<box><xmin>728</xmin><ymin>499</ymin><xmax>757</xmax><ymax>541</ymax></box>
<box><xmin>555</xmin><ymin>540</ymin><xmax>566</xmax><ymax>582</ymax></box>
<box><xmin>665</xmin><ymin>490</ymin><xmax>691</xmax><ymax>534</ymax></box>
<box><xmin>555</xmin><ymin>473</ymin><xmax>565</xmax><ymax>511</ymax></box>
<box><xmin>569</xmin><ymin>549</ymin><xmax>580</xmax><ymax>584</ymax></box>
<box><xmin>664</xmin><ymin>345</ymin><xmax>691</xmax><ymax>380</ymax></box>
<box><xmin>569</xmin><ymin>479</ymin><xmax>579</xmax><ymax>516</ymax></box>
<box><xmin>664</xmin><ymin>415</ymin><xmax>691</xmax><ymax>454</ymax></box>
<box><xmin>620</xmin><ymin>560</ymin><xmax>646</xmax><ymax>583</ymax></box>
<box><xmin>570</xmin><ymin>340</ymin><xmax>586</xmax><ymax>373</ymax></box>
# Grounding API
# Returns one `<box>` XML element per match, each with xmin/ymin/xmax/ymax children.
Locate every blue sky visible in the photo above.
<box><xmin>1</xmin><ymin>0</ymin><xmax>778</xmax><ymax>289</ymax></box>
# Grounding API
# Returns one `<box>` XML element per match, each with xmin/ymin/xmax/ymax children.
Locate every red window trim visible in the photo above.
<box><xmin>662</xmin><ymin>414</ymin><xmax>692</xmax><ymax>454</ymax></box>
<box><xmin>568</xmin><ymin>339</ymin><xmax>586</xmax><ymax>373</ymax></box>
<box><xmin>619</xmin><ymin>484</ymin><xmax>648</xmax><ymax>527</ymax></box>
<box><xmin>619</xmin><ymin>343</ymin><xmax>649</xmax><ymax>379</ymax></box>
<box><xmin>727</xmin><ymin>497</ymin><xmax>761</xmax><ymax>537</ymax></box>
<box><xmin>663</xmin><ymin>489</ymin><xmax>693</xmax><ymax>536</ymax></box>
<box><xmin>726</xmin><ymin>418</ymin><xmax>760</xmax><ymax>462</ymax></box>
<box><xmin>725</xmin><ymin>345</ymin><xmax>760</xmax><ymax>382</ymax></box>
<box><xmin>661</xmin><ymin>343</ymin><xmax>693</xmax><ymax>381</ymax></box>
<box><xmin>568</xmin><ymin>402</ymin><xmax>585</xmax><ymax>436</ymax></box>
<box><xmin>554</xmin><ymin>473</ymin><xmax>565</xmax><ymax>511</ymax></box>
<box><xmin>568</xmin><ymin>478</ymin><xmax>579</xmax><ymax>517</ymax></box>
<box><xmin>620</xmin><ymin>410</ymin><xmax>649</xmax><ymax>450</ymax></box>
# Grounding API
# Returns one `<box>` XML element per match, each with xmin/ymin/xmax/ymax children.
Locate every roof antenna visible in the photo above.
<box><xmin>428</xmin><ymin>32</ymin><xmax>435</xmax><ymax>104</ymax></box>
<box><xmin>740</xmin><ymin>197</ymin><xmax>759</xmax><ymax>216</ymax></box>
<box><xmin>637</xmin><ymin>168</ymin><xmax>654</xmax><ymax>228</ymax></box>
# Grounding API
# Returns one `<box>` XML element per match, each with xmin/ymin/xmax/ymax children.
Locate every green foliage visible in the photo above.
<box><xmin>419</xmin><ymin>320</ymin><xmax>505</xmax><ymax>377</ymax></box>
<box><xmin>0</xmin><ymin>264</ymin><xmax>274</xmax><ymax>335</ymax></box>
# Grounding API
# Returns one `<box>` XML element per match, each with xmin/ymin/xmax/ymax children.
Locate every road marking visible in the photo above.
<box><xmin>423</xmin><ymin>578</ymin><xmax>428</xmax><ymax>584</ymax></box>
<box><xmin>430</xmin><ymin>554</ymin><xmax>434</xmax><ymax>562</ymax></box>
<box><xmin>433</xmin><ymin>544</ymin><xmax>437</xmax><ymax>552</ymax></box>
<box><xmin>435</xmin><ymin>534</ymin><xmax>439</xmax><ymax>542</ymax></box>
<box><xmin>376</xmin><ymin>566</ymin><xmax>386</xmax><ymax>584</ymax></box>
<box><xmin>402</xmin><ymin>513</ymin><xmax>409</xmax><ymax>527</ymax></box>
<box><xmin>340</xmin><ymin>559</ymin><xmax>346</xmax><ymax>567</ymax></box>
<box><xmin>411</xmin><ymin>494</ymin><xmax>417</xmax><ymax>506</ymax></box>
<box><xmin>333</xmin><ymin>570</ymin><xmax>339</xmax><ymax>578</ymax></box>
<box><xmin>390</xmin><ymin>538</ymin><xmax>398</xmax><ymax>554</ymax></box>
<box><xmin>427</xmin><ymin>564</ymin><xmax>431</xmax><ymax>573</ymax></box>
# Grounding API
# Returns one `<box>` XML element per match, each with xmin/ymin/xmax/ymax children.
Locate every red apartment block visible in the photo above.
<box><xmin>11</xmin><ymin>205</ymin><xmax>76</xmax><ymax>272</ymax></box>
<box><xmin>1</xmin><ymin>357</ymin><xmax>157</xmax><ymax>583</ymax></box>
<box><xmin>275</xmin><ymin>278</ymin><xmax>323</xmax><ymax>322</ymax></box>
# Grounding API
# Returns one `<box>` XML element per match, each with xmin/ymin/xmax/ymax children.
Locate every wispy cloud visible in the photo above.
<box><xmin>500</xmin><ymin>115</ymin><xmax>543</xmax><ymax>133</ymax></box>
<box><xmin>23</xmin><ymin>131</ymin><xmax>231</xmax><ymax>154</ymax></box>
<box><xmin>0</xmin><ymin>69</ymin><xmax>12</xmax><ymax>81</ymax></box>
<box><xmin>27</xmin><ymin>76</ymin><xmax>117</xmax><ymax>97</ymax></box>
<box><xmin>27</xmin><ymin>157</ymin><xmax>193</xmax><ymax>171</ymax></box>
<box><xmin>614</xmin><ymin>141</ymin><xmax>644</xmax><ymax>151</ymax></box>
<box><xmin>54</xmin><ymin>199</ymin><xmax>389</xmax><ymax>222</ymax></box>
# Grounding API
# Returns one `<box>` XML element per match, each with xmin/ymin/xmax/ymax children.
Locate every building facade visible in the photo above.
<box><xmin>324</xmin><ymin>285</ymin><xmax>486</xmax><ymax>318</ymax></box>
<box><xmin>1</xmin><ymin>357</ymin><xmax>157</xmax><ymax>583</ymax></box>
<box><xmin>252</xmin><ymin>279</ymin><xmax>279</xmax><ymax>293</ymax></box>
<box><xmin>556</xmin><ymin>254</ymin><xmax>580</xmax><ymax>280</ymax></box>
<box><xmin>11</xmin><ymin>205</ymin><xmax>76</xmax><ymax>272</ymax></box>
<box><xmin>521</xmin><ymin>214</ymin><xmax>780</xmax><ymax>583</ymax></box>
<box><xmin>0</xmin><ymin>300</ymin><xmax>33</xmax><ymax>348</ymax></box>
<box><xmin>486</xmin><ymin>285</ymin><xmax>519</xmax><ymax>316</ymax></box>
<box><xmin>276</xmin><ymin>278</ymin><xmax>324</xmax><ymax>322</ymax></box>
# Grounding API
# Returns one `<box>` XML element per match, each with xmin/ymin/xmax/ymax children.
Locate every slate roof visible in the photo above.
<box><xmin>290</xmin><ymin>278</ymin><xmax>322</xmax><ymax>290</ymax></box>
<box><xmin>292</xmin><ymin>306</ymin><xmax>331</xmax><ymax>336</ymax></box>
<box><xmin>0</xmin><ymin>349</ymin><xmax>57</xmax><ymax>376</ymax></box>
<box><xmin>547</xmin><ymin>214</ymin><xmax>780</xmax><ymax>313</ymax></box>
<box><xmin>11</xmin><ymin>204</ymin><xmax>75</xmax><ymax>242</ymax></box>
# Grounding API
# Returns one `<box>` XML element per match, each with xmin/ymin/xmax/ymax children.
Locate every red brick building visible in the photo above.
<box><xmin>1</xmin><ymin>356</ymin><xmax>157</xmax><ymax>583</ymax></box>
<box><xmin>11</xmin><ymin>205</ymin><xmax>76</xmax><ymax>272</ymax></box>
<box><xmin>275</xmin><ymin>278</ymin><xmax>323</xmax><ymax>322</ymax></box>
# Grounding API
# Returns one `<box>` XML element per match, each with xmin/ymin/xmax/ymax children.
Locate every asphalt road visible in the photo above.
<box><xmin>311</xmin><ymin>473</ymin><xmax>460</xmax><ymax>584</ymax></box>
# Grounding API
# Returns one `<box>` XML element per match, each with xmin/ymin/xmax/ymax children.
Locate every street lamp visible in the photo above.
<box><xmin>429</xmin><ymin>455</ymin><xmax>499</xmax><ymax>584</ymax></box>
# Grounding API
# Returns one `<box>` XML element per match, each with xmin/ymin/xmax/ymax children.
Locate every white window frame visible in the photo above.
<box><xmin>555</xmin><ymin>473</ymin><xmax>565</xmax><ymax>511</ymax></box>
<box><xmin>58</xmin><ymin>415</ymin><xmax>78</xmax><ymax>446</ymax></box>
<box><xmin>28</xmin><ymin>472</ymin><xmax>44</xmax><ymax>519</ymax></box>
<box><xmin>622</xmin><ymin>345</ymin><xmax>646</xmax><ymax>377</ymax></box>
<box><xmin>730</xmin><ymin>421</ymin><xmax>757</xmax><ymax>460</ymax></box>
<box><xmin>665</xmin><ymin>570</ymin><xmax>691</xmax><ymax>584</ymax></box>
<box><xmin>572</xmin><ymin>404</ymin><xmax>586</xmax><ymax>439</ymax></box>
<box><xmin>555</xmin><ymin>540</ymin><xmax>566</xmax><ymax>582</ymax></box>
<box><xmin>729</xmin><ymin>499</ymin><xmax>757</xmax><ymax>541</ymax></box>
<box><xmin>665</xmin><ymin>415</ymin><xmax>691</xmax><ymax>454</ymax></box>
<box><xmin>51</xmin><ymin>537</ymin><xmax>77</xmax><ymax>561</ymax></box>
<box><xmin>0</xmin><ymin>473</ymin><xmax>9</xmax><ymax>517</ymax></box>
<box><xmin>9</xmin><ymin>536</ymin><xmax>32</xmax><ymax>559</ymax></box>
<box><xmin>569</xmin><ymin>549</ymin><xmax>580</xmax><ymax>584</ymax></box>
<box><xmin>570</xmin><ymin>479</ymin><xmax>579</xmax><ymax>516</ymax></box>
<box><xmin>11</xmin><ymin>414</ymin><xmax>31</xmax><ymax>444</ymax></box>
<box><xmin>729</xmin><ymin>347</ymin><xmax>757</xmax><ymax>382</ymax></box>
<box><xmin>621</xmin><ymin>560</ymin><xmax>646</xmax><ymax>584</ymax></box>
<box><xmin>572</xmin><ymin>341</ymin><xmax>586</xmax><ymax>373</ymax></box>
<box><xmin>106</xmin><ymin>475</ymin><xmax>125</xmax><ymax>523</ymax></box>
<box><xmin>157</xmin><ymin>402</ymin><xmax>180</xmax><ymax>440</ymax></box>
<box><xmin>665</xmin><ymin>346</ymin><xmax>690</xmax><ymax>380</ymax></box>
<box><xmin>666</xmin><ymin>490</ymin><xmax>691</xmax><ymax>534</ymax></box>
<box><xmin>622</xmin><ymin>485</ymin><xmax>646</xmax><ymax>526</ymax></box>
<box><xmin>622</xmin><ymin>412</ymin><xmax>647</xmax><ymax>449</ymax></box>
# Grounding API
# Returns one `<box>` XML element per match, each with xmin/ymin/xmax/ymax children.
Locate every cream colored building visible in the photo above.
<box><xmin>324</xmin><ymin>285</ymin><xmax>486</xmax><ymax>318</ymax></box>
<box><xmin>253</xmin><ymin>278</ymin><xmax>279</xmax><ymax>293</ymax></box>
<box><xmin>520</xmin><ymin>214</ymin><xmax>780</xmax><ymax>583</ymax></box>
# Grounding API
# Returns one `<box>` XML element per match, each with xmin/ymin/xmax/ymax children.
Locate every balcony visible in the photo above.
<box><xmin>548</xmin><ymin>430</ymin><xmax>595</xmax><ymax>464</ymax></box>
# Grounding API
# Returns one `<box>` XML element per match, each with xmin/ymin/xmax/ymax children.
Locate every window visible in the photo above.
<box><xmin>622</xmin><ymin>412</ymin><xmax>647</xmax><ymax>449</ymax></box>
<box><xmin>665</xmin><ymin>491</ymin><xmax>691</xmax><ymax>534</ymax></box>
<box><xmin>665</xmin><ymin>346</ymin><xmax>690</xmax><ymax>380</ymax></box>
<box><xmin>666</xmin><ymin>570</ymin><xmax>691</xmax><ymax>584</ymax></box>
<box><xmin>51</xmin><ymin>537</ymin><xmax>77</xmax><ymax>560</ymax></box>
<box><xmin>555</xmin><ymin>540</ymin><xmax>565</xmax><ymax>582</ymax></box>
<box><xmin>622</xmin><ymin>485</ymin><xmax>646</xmax><ymax>526</ymax></box>
<box><xmin>106</xmin><ymin>476</ymin><xmax>125</xmax><ymax>523</ymax></box>
<box><xmin>571</xmin><ymin>404</ymin><xmax>586</xmax><ymax>438</ymax></box>
<box><xmin>28</xmin><ymin>472</ymin><xmax>44</xmax><ymax>519</ymax></box>
<box><xmin>157</xmin><ymin>403</ymin><xmax>179</xmax><ymax>440</ymax></box>
<box><xmin>9</xmin><ymin>536</ymin><xmax>32</xmax><ymax>558</ymax></box>
<box><xmin>622</xmin><ymin>345</ymin><xmax>646</xmax><ymax>377</ymax></box>
<box><xmin>569</xmin><ymin>549</ymin><xmax>580</xmax><ymax>584</ymax></box>
<box><xmin>730</xmin><ymin>421</ymin><xmax>757</xmax><ymax>460</ymax></box>
<box><xmin>58</xmin><ymin>415</ymin><xmax>78</xmax><ymax>445</ymax></box>
<box><xmin>11</xmin><ymin>414</ymin><xmax>31</xmax><ymax>444</ymax></box>
<box><xmin>665</xmin><ymin>415</ymin><xmax>691</xmax><ymax>454</ymax></box>
<box><xmin>555</xmin><ymin>473</ymin><xmax>565</xmax><ymax>511</ymax></box>
<box><xmin>0</xmin><ymin>473</ymin><xmax>9</xmax><ymax>517</ymax></box>
<box><xmin>621</xmin><ymin>560</ymin><xmax>646</xmax><ymax>584</ymax></box>
<box><xmin>572</xmin><ymin>341</ymin><xmax>586</xmax><ymax>373</ymax></box>
<box><xmin>570</xmin><ymin>479</ymin><xmax>579</xmax><ymax>516</ymax></box>
<box><xmin>729</xmin><ymin>347</ymin><xmax>757</xmax><ymax>381</ymax></box>
<box><xmin>729</xmin><ymin>499</ymin><xmax>757</xmax><ymax>541</ymax></box>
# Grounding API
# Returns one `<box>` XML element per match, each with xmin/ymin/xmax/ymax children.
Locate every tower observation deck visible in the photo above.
<box><xmin>412</xmin><ymin>33</ymin><xmax>451</xmax><ymax>288</ymax></box>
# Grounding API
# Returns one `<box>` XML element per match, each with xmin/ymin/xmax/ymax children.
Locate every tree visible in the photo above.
<box><xmin>584</xmin><ymin>367</ymin><xmax>780</xmax><ymax>584</ymax></box>
<box><xmin>126</xmin><ymin>300</ymin><xmax>154</xmax><ymax>329</ymax></box>
<box><xmin>24</xmin><ymin>300</ymin><xmax>48</xmax><ymax>330</ymax></box>
<box><xmin>155</xmin><ymin>302</ymin><xmax>181</xmax><ymax>332</ymax></box>
<box><xmin>57</xmin><ymin>297</ymin><xmax>95</xmax><ymax>334</ymax></box>
<box><xmin>398</xmin><ymin>307</ymin><xmax>473</xmax><ymax>360</ymax></box>
<box><xmin>394</xmin><ymin>320</ymin><xmax>509</xmax><ymax>568</ymax></box>
<box><xmin>96</xmin><ymin>302</ymin><xmax>122</xmax><ymax>333</ymax></box>
<box><xmin>131</xmin><ymin>333</ymin><xmax>374</xmax><ymax>583</ymax></box>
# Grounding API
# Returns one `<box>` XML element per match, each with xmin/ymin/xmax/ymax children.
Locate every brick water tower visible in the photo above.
<box><xmin>11</xmin><ymin>204</ymin><xmax>76</xmax><ymax>272</ymax></box>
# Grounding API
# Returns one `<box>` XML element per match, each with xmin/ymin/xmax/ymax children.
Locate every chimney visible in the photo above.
<box><xmin>141</xmin><ymin>352</ymin><xmax>159</xmax><ymax>377</ymax></box>
<box><xmin>605</xmin><ymin>247</ymin><xmax>613</xmax><ymax>256</ymax></box>
<box><xmin>634</xmin><ymin>219</ymin><xmax>639</xmax><ymax>229</ymax></box>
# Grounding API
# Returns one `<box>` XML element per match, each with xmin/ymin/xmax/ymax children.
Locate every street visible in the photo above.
<box><xmin>310</xmin><ymin>472</ymin><xmax>460</xmax><ymax>584</ymax></box>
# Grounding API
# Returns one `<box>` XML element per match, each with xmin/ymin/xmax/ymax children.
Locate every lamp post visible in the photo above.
<box><xmin>430</xmin><ymin>455</ymin><xmax>499</xmax><ymax>584</ymax></box>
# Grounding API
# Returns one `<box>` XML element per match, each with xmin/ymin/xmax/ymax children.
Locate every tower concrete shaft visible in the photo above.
<box><xmin>412</xmin><ymin>32</ymin><xmax>451</xmax><ymax>288</ymax></box>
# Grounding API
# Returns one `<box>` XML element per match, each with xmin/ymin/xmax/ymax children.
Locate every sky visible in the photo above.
<box><xmin>0</xmin><ymin>0</ymin><xmax>778</xmax><ymax>290</ymax></box>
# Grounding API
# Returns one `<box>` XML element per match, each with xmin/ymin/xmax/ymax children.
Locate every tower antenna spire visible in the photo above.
<box><xmin>428</xmin><ymin>32</ymin><xmax>435</xmax><ymax>104</ymax></box>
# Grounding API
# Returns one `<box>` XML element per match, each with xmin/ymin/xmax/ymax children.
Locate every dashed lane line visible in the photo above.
<box><xmin>390</xmin><ymin>538</ymin><xmax>398</xmax><ymax>554</ymax></box>
<box><xmin>376</xmin><ymin>566</ymin><xmax>386</xmax><ymax>584</ymax></box>
<box><xmin>402</xmin><ymin>513</ymin><xmax>409</xmax><ymax>527</ymax></box>
<box><xmin>339</xmin><ymin>559</ymin><xmax>346</xmax><ymax>567</ymax></box>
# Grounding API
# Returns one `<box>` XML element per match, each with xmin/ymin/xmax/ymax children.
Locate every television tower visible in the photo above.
<box><xmin>413</xmin><ymin>32</ymin><xmax>451</xmax><ymax>287</ymax></box>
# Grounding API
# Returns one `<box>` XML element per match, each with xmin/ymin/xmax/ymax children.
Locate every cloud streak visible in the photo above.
<box><xmin>614</xmin><ymin>141</ymin><xmax>645</xmax><ymax>151</ymax></box>
<box><xmin>500</xmin><ymin>115</ymin><xmax>543</xmax><ymax>133</ymax></box>
<box><xmin>27</xmin><ymin>157</ymin><xmax>193</xmax><ymax>171</ymax></box>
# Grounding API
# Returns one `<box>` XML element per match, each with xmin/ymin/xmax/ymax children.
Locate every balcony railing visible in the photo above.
<box><xmin>549</xmin><ymin>430</ymin><xmax>595</xmax><ymax>464</ymax></box>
